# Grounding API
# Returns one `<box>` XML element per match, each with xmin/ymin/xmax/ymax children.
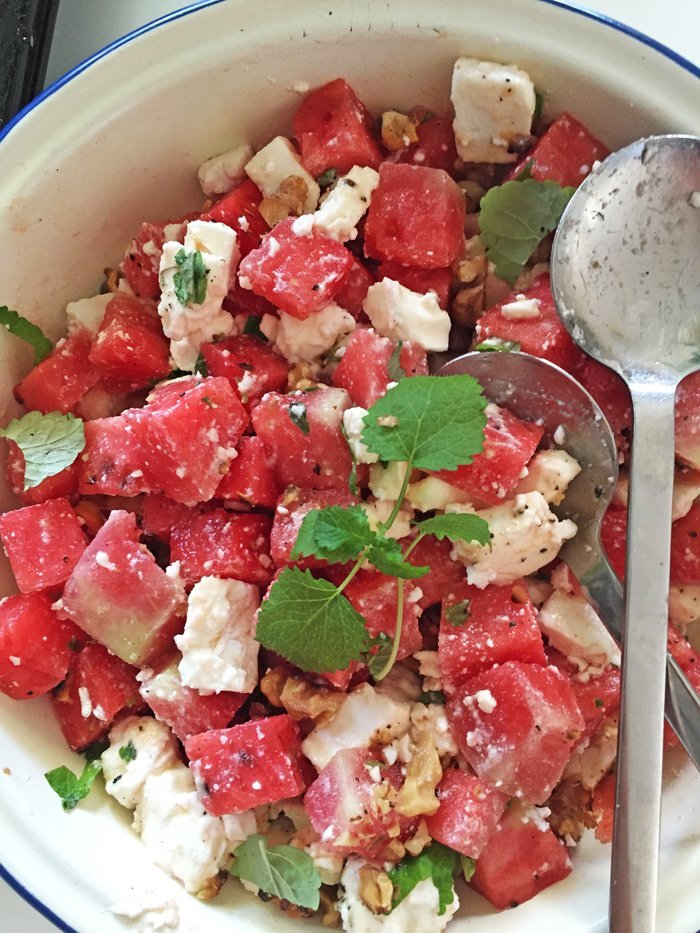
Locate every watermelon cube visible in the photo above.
<box><xmin>332</xmin><ymin>327</ymin><xmax>428</xmax><ymax>409</ymax></box>
<box><xmin>200</xmin><ymin>335</ymin><xmax>290</xmax><ymax>408</ymax></box>
<box><xmin>270</xmin><ymin>486</ymin><xmax>357</xmax><ymax>570</ymax></box>
<box><xmin>447</xmin><ymin>661</ymin><xmax>584</xmax><ymax>803</ymax></box>
<box><xmin>13</xmin><ymin>330</ymin><xmax>101</xmax><ymax>415</ymax></box>
<box><xmin>238</xmin><ymin>218</ymin><xmax>354</xmax><ymax>320</ymax></box>
<box><xmin>185</xmin><ymin>714</ymin><xmax>308</xmax><ymax>815</ymax></box>
<box><xmin>343</xmin><ymin>570</ymin><xmax>423</xmax><ymax>661</ymax></box>
<box><xmin>333</xmin><ymin>256</ymin><xmax>376</xmax><ymax>318</ymax></box>
<box><xmin>292</xmin><ymin>78</ymin><xmax>383</xmax><ymax>175</ymax></box>
<box><xmin>138</xmin><ymin>653</ymin><xmax>247</xmax><ymax>742</ymax></box>
<box><xmin>141</xmin><ymin>494</ymin><xmax>195</xmax><ymax>543</ymax></box>
<box><xmin>474</xmin><ymin>275</ymin><xmax>585</xmax><ymax>372</ymax></box>
<box><xmin>404</xmin><ymin>536</ymin><xmax>466</xmax><ymax>609</ymax></box>
<box><xmin>121</xmin><ymin>214</ymin><xmax>194</xmax><ymax>299</ymax></box>
<box><xmin>676</xmin><ymin>371</ymin><xmax>700</xmax><ymax>470</ymax></box>
<box><xmin>0</xmin><ymin>497</ymin><xmax>87</xmax><ymax>594</ymax></box>
<box><xmin>201</xmin><ymin>178</ymin><xmax>268</xmax><ymax>259</ymax></box>
<box><xmin>88</xmin><ymin>293</ymin><xmax>171</xmax><ymax>392</ymax></box>
<box><xmin>506</xmin><ymin>112</ymin><xmax>609</xmax><ymax>189</ymax></box>
<box><xmin>51</xmin><ymin>642</ymin><xmax>143</xmax><ymax>751</ymax></box>
<box><xmin>363</xmin><ymin>163</ymin><xmax>466</xmax><ymax>269</ymax></box>
<box><xmin>5</xmin><ymin>439</ymin><xmax>80</xmax><ymax>507</ymax></box>
<box><xmin>0</xmin><ymin>593</ymin><xmax>85</xmax><ymax>699</ymax></box>
<box><xmin>377</xmin><ymin>261</ymin><xmax>453</xmax><ymax>310</ymax></box>
<box><xmin>426</xmin><ymin>768</ymin><xmax>507</xmax><ymax>858</ymax></box>
<box><xmin>251</xmin><ymin>387</ymin><xmax>353</xmax><ymax>491</ymax></box>
<box><xmin>125</xmin><ymin>375</ymin><xmax>249</xmax><ymax>505</ymax></box>
<box><xmin>170</xmin><ymin>508</ymin><xmax>273</xmax><ymax>586</ymax></box>
<box><xmin>431</xmin><ymin>402</ymin><xmax>544</xmax><ymax>505</ymax></box>
<box><xmin>216</xmin><ymin>436</ymin><xmax>281</xmax><ymax>509</ymax></box>
<box><xmin>438</xmin><ymin>581</ymin><xmax>546</xmax><ymax>693</ymax></box>
<box><xmin>393</xmin><ymin>108</ymin><xmax>458</xmax><ymax>173</ymax></box>
<box><xmin>471</xmin><ymin>805</ymin><xmax>573</xmax><ymax>908</ymax></box>
<box><xmin>77</xmin><ymin>415</ymin><xmax>151</xmax><ymax>497</ymax></box>
<box><xmin>60</xmin><ymin>510</ymin><xmax>185</xmax><ymax>666</ymax></box>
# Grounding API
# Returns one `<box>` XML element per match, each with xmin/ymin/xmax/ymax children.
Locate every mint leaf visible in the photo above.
<box><xmin>417</xmin><ymin>690</ymin><xmax>446</xmax><ymax>705</ymax></box>
<box><xmin>0</xmin><ymin>306</ymin><xmax>53</xmax><ymax>364</ymax></box>
<box><xmin>173</xmin><ymin>247</ymin><xmax>208</xmax><ymax>305</ymax></box>
<box><xmin>475</xmin><ymin>337</ymin><xmax>521</xmax><ymax>353</ymax></box>
<box><xmin>82</xmin><ymin>738</ymin><xmax>109</xmax><ymax>762</ymax></box>
<box><xmin>193</xmin><ymin>352</ymin><xmax>208</xmax><ymax>376</ymax></box>
<box><xmin>388</xmin><ymin>842</ymin><xmax>459</xmax><ymax>915</ymax></box>
<box><xmin>119</xmin><ymin>741</ymin><xmax>137</xmax><ymax>762</ymax></box>
<box><xmin>256</xmin><ymin>567</ymin><xmax>370</xmax><ymax>673</ymax></box>
<box><xmin>444</xmin><ymin>599</ymin><xmax>471</xmax><ymax>627</ymax></box>
<box><xmin>288</xmin><ymin>400</ymin><xmax>310</xmax><ymax>436</ymax></box>
<box><xmin>364</xmin><ymin>632</ymin><xmax>394</xmax><ymax>679</ymax></box>
<box><xmin>0</xmin><ymin>411</ymin><xmax>85</xmax><ymax>490</ymax></box>
<box><xmin>361</xmin><ymin>376</ymin><xmax>487</xmax><ymax>471</ymax></box>
<box><xmin>44</xmin><ymin>760</ymin><xmax>103</xmax><ymax>811</ymax></box>
<box><xmin>243</xmin><ymin>315</ymin><xmax>268</xmax><ymax>342</ymax></box>
<box><xmin>460</xmin><ymin>855</ymin><xmax>477</xmax><ymax>882</ymax></box>
<box><xmin>387</xmin><ymin>340</ymin><xmax>405</xmax><ymax>382</ymax></box>
<box><xmin>292</xmin><ymin>505</ymin><xmax>374</xmax><ymax>563</ymax></box>
<box><xmin>230</xmin><ymin>834</ymin><xmax>321</xmax><ymax>910</ymax></box>
<box><xmin>316</xmin><ymin>168</ymin><xmax>338</xmax><ymax>190</ymax></box>
<box><xmin>478</xmin><ymin>178</ymin><xmax>575</xmax><ymax>285</ymax></box>
<box><xmin>414</xmin><ymin>513</ymin><xmax>491</xmax><ymax>547</ymax></box>
<box><xmin>366</xmin><ymin>537</ymin><xmax>429</xmax><ymax>580</ymax></box>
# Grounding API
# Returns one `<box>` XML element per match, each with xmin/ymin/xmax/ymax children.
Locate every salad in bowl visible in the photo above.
<box><xmin>0</xmin><ymin>2</ymin><xmax>699</xmax><ymax>931</ymax></box>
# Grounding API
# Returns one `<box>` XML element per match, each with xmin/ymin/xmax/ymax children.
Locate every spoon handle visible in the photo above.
<box><xmin>610</xmin><ymin>384</ymin><xmax>676</xmax><ymax>933</ymax></box>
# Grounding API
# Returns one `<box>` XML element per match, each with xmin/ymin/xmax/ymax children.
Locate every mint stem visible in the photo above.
<box><xmin>374</xmin><ymin>578</ymin><xmax>405</xmax><ymax>681</ymax></box>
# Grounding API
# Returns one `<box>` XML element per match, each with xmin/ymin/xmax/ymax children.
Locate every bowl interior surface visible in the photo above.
<box><xmin>0</xmin><ymin>1</ymin><xmax>699</xmax><ymax>930</ymax></box>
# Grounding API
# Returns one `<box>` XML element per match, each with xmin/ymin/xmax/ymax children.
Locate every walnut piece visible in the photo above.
<box><xmin>395</xmin><ymin>733</ymin><xmax>442</xmax><ymax>818</ymax></box>
<box><xmin>546</xmin><ymin>779</ymin><xmax>596</xmax><ymax>842</ymax></box>
<box><xmin>359</xmin><ymin>864</ymin><xmax>394</xmax><ymax>914</ymax></box>
<box><xmin>381</xmin><ymin>111</ymin><xmax>419</xmax><ymax>151</ymax></box>
<box><xmin>260</xmin><ymin>668</ymin><xmax>345</xmax><ymax>724</ymax></box>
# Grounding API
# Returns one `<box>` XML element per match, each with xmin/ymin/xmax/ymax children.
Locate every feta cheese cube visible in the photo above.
<box><xmin>362</xmin><ymin>497</ymin><xmax>413</xmax><ymax>540</ymax></box>
<box><xmin>197</xmin><ymin>143</ymin><xmax>254</xmax><ymax>198</ymax></box>
<box><xmin>368</xmin><ymin>460</ymin><xmax>409</xmax><ymax>501</ymax></box>
<box><xmin>363</xmin><ymin>278</ymin><xmax>451</xmax><ymax>351</ymax></box>
<box><xmin>307</xmin><ymin>165</ymin><xmax>379</xmax><ymax>241</ymax></box>
<box><xmin>244</xmin><ymin>136</ymin><xmax>320</xmax><ymax>212</ymax></box>
<box><xmin>514</xmin><ymin>449</ymin><xmax>581</xmax><ymax>505</ymax></box>
<box><xmin>158</xmin><ymin>219</ymin><xmax>239</xmax><ymax>370</ymax></box>
<box><xmin>500</xmin><ymin>295</ymin><xmax>542</xmax><ymax>319</ymax></box>
<box><xmin>406</xmin><ymin>475</ymin><xmax>473</xmax><ymax>512</ymax></box>
<box><xmin>274</xmin><ymin>302</ymin><xmax>356</xmax><ymax>364</ymax></box>
<box><xmin>342</xmin><ymin>406</ymin><xmax>379</xmax><ymax>464</ymax></box>
<box><xmin>301</xmin><ymin>683</ymin><xmax>410</xmax><ymax>771</ymax></box>
<box><xmin>538</xmin><ymin>589</ymin><xmax>620</xmax><ymax>672</ymax></box>
<box><xmin>669</xmin><ymin>583</ymin><xmax>700</xmax><ymax>628</ymax></box>
<box><xmin>175</xmin><ymin>576</ymin><xmax>260</xmax><ymax>695</ymax></box>
<box><xmin>451</xmin><ymin>57</ymin><xmax>536</xmax><ymax>163</ymax></box>
<box><xmin>450</xmin><ymin>492</ymin><xmax>577</xmax><ymax>588</ymax></box>
<box><xmin>66</xmin><ymin>292</ymin><xmax>113</xmax><ymax>336</ymax></box>
<box><xmin>102</xmin><ymin>715</ymin><xmax>180</xmax><ymax>810</ymax></box>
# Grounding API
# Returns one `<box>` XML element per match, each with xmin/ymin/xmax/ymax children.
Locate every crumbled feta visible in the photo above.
<box><xmin>176</xmin><ymin>576</ymin><xmax>261</xmax><ymax>695</ymax></box>
<box><xmin>244</xmin><ymin>136</ymin><xmax>320</xmax><ymax>212</ymax></box>
<box><xmin>451</xmin><ymin>58</ymin><xmax>536</xmax><ymax>163</ymax></box>
<box><xmin>362</xmin><ymin>498</ymin><xmax>413</xmax><ymax>540</ymax></box>
<box><xmin>65</xmin><ymin>292</ymin><xmax>113</xmax><ymax>336</ymax></box>
<box><xmin>565</xmin><ymin>715</ymin><xmax>618</xmax><ymax>789</ymax></box>
<box><xmin>368</xmin><ymin>460</ymin><xmax>409</xmax><ymax>501</ymax></box>
<box><xmin>158</xmin><ymin>219</ymin><xmax>238</xmax><ymax>370</ymax></box>
<box><xmin>409</xmin><ymin>703</ymin><xmax>458</xmax><ymax>759</ymax></box>
<box><xmin>102</xmin><ymin>716</ymin><xmax>180</xmax><ymax>810</ymax></box>
<box><xmin>134</xmin><ymin>765</ymin><xmax>245</xmax><ymax>896</ymax></box>
<box><xmin>307</xmin><ymin>165</ymin><xmax>379</xmax><ymax>241</ymax></box>
<box><xmin>94</xmin><ymin>550</ymin><xmax>117</xmax><ymax>572</ymax></box>
<box><xmin>274</xmin><ymin>302</ymin><xmax>356</xmax><ymax>364</ymax></box>
<box><xmin>338</xmin><ymin>857</ymin><xmax>459</xmax><ymax>932</ymax></box>
<box><xmin>474</xmin><ymin>689</ymin><xmax>498</xmax><ymax>713</ymax></box>
<box><xmin>406</xmin><ymin>475</ymin><xmax>473</xmax><ymax>513</ymax></box>
<box><xmin>522</xmin><ymin>805</ymin><xmax>552</xmax><ymax>832</ymax></box>
<box><xmin>305</xmin><ymin>841</ymin><xmax>344</xmax><ymax>885</ymax></box>
<box><xmin>363</xmin><ymin>278</ymin><xmax>451</xmax><ymax>351</ymax></box>
<box><xmin>110</xmin><ymin>889</ymin><xmax>179</xmax><ymax>932</ymax></box>
<box><xmin>450</xmin><ymin>492</ymin><xmax>577</xmax><ymax>588</ymax></box>
<box><xmin>514</xmin><ymin>449</ymin><xmax>582</xmax><ymax>505</ymax></box>
<box><xmin>343</xmin><ymin>406</ymin><xmax>379</xmax><ymax>464</ymax></box>
<box><xmin>414</xmin><ymin>650</ymin><xmax>443</xmax><ymax>692</ymax></box>
<box><xmin>301</xmin><ymin>683</ymin><xmax>410</xmax><ymax>771</ymax></box>
<box><xmin>672</xmin><ymin>471</ymin><xmax>700</xmax><ymax>520</ymax></box>
<box><xmin>197</xmin><ymin>143</ymin><xmax>253</xmax><ymax>198</ymax></box>
<box><xmin>500</xmin><ymin>295</ymin><xmax>542</xmax><ymax>319</ymax></box>
<box><xmin>538</xmin><ymin>589</ymin><xmax>621</xmax><ymax>672</ymax></box>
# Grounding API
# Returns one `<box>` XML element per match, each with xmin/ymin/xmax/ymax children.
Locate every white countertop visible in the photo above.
<box><xmin>3</xmin><ymin>1</ymin><xmax>699</xmax><ymax>930</ymax></box>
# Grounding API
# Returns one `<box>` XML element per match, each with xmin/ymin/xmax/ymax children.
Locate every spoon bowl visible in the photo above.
<box><xmin>550</xmin><ymin>134</ymin><xmax>700</xmax><ymax>933</ymax></box>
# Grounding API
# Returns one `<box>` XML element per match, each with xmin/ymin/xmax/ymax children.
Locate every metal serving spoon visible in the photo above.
<box><xmin>438</xmin><ymin>349</ymin><xmax>700</xmax><ymax>764</ymax></box>
<box><xmin>551</xmin><ymin>135</ymin><xmax>700</xmax><ymax>933</ymax></box>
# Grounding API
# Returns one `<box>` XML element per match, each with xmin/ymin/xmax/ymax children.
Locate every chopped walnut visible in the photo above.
<box><xmin>395</xmin><ymin>732</ymin><xmax>442</xmax><ymax>818</ymax></box>
<box><xmin>457</xmin><ymin>256</ymin><xmax>487</xmax><ymax>285</ymax></box>
<box><xmin>197</xmin><ymin>870</ymin><xmax>226</xmax><ymax>900</ymax></box>
<box><xmin>287</xmin><ymin>362</ymin><xmax>321</xmax><ymax>391</ymax></box>
<box><xmin>320</xmin><ymin>888</ymin><xmax>342</xmax><ymax>928</ymax></box>
<box><xmin>404</xmin><ymin>818</ymin><xmax>432</xmax><ymax>857</ymax></box>
<box><xmin>547</xmin><ymin>780</ymin><xmax>596</xmax><ymax>842</ymax></box>
<box><xmin>514</xmin><ymin>261</ymin><xmax>551</xmax><ymax>291</ymax></box>
<box><xmin>103</xmin><ymin>266</ymin><xmax>121</xmax><ymax>293</ymax></box>
<box><xmin>380</xmin><ymin>111</ymin><xmax>419</xmax><ymax>151</ymax></box>
<box><xmin>259</xmin><ymin>175</ymin><xmax>310</xmax><ymax>226</ymax></box>
<box><xmin>261</xmin><ymin>668</ymin><xmax>345</xmax><ymax>724</ymax></box>
<box><xmin>451</xmin><ymin>282</ymin><xmax>485</xmax><ymax>329</ymax></box>
<box><xmin>359</xmin><ymin>864</ymin><xmax>394</xmax><ymax>914</ymax></box>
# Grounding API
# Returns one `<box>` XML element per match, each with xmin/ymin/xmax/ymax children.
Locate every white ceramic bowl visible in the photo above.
<box><xmin>1</xmin><ymin>1</ymin><xmax>699</xmax><ymax>931</ymax></box>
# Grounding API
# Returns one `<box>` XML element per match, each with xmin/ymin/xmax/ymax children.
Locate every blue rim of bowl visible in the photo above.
<box><xmin>0</xmin><ymin>0</ymin><xmax>697</xmax><ymax>928</ymax></box>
